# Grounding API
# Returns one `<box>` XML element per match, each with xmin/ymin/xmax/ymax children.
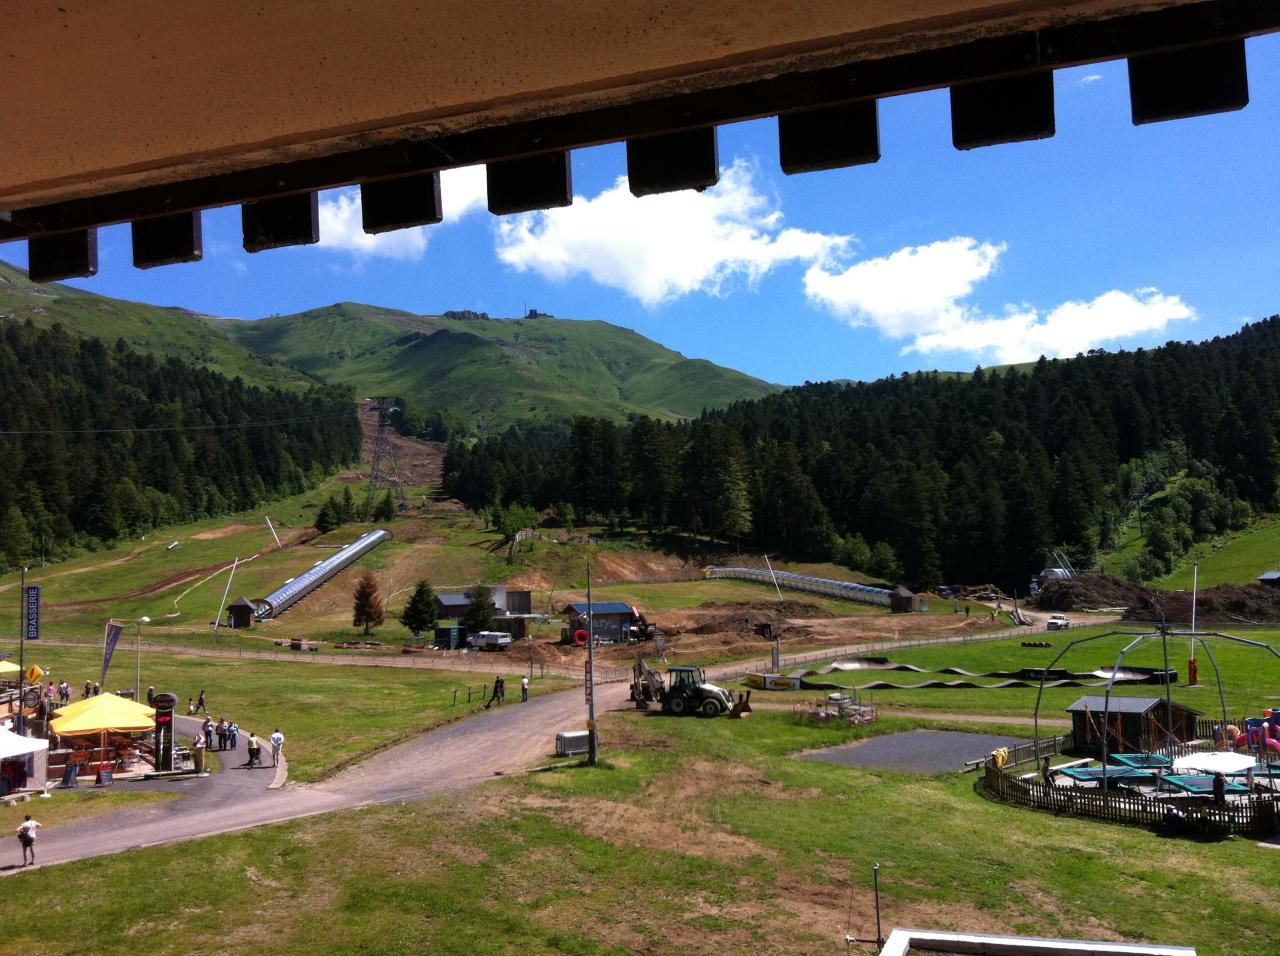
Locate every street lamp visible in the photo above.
<box><xmin>135</xmin><ymin>616</ymin><xmax>150</xmax><ymax>700</ymax></box>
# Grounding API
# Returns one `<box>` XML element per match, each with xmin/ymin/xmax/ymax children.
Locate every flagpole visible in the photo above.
<box><xmin>17</xmin><ymin>566</ymin><xmax>25</xmax><ymax>734</ymax></box>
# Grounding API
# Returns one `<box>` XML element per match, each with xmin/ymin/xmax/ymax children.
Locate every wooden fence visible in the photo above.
<box><xmin>963</xmin><ymin>733</ymin><xmax>1073</xmax><ymax>772</ymax></box>
<box><xmin>981</xmin><ymin>758</ymin><xmax>1280</xmax><ymax>837</ymax></box>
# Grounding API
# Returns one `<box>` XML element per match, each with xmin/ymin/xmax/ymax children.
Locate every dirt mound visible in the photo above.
<box><xmin>1124</xmin><ymin>582</ymin><xmax>1280</xmax><ymax>625</ymax></box>
<box><xmin>1035</xmin><ymin>572</ymin><xmax>1280</xmax><ymax>625</ymax></box>
<box><xmin>592</xmin><ymin>550</ymin><xmax>699</xmax><ymax>583</ymax></box>
<box><xmin>507</xmin><ymin>570</ymin><xmax>554</xmax><ymax>590</ymax></box>
<box><xmin>1033</xmin><ymin>574</ymin><xmax>1154</xmax><ymax>612</ymax></box>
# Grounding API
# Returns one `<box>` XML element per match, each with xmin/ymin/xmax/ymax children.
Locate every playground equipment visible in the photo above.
<box><xmin>1230</xmin><ymin>710</ymin><xmax>1280</xmax><ymax>758</ymax></box>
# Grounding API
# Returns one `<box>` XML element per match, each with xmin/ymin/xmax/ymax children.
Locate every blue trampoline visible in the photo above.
<box><xmin>1059</xmin><ymin>766</ymin><xmax>1153</xmax><ymax>784</ymax></box>
<box><xmin>1163</xmin><ymin>774</ymin><xmax>1249</xmax><ymax>795</ymax></box>
<box><xmin>1111</xmin><ymin>752</ymin><xmax>1173</xmax><ymax>770</ymax></box>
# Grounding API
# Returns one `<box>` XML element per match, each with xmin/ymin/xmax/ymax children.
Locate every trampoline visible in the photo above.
<box><xmin>1225</xmin><ymin>766</ymin><xmax>1280</xmax><ymax>779</ymax></box>
<box><xmin>1162</xmin><ymin>774</ymin><xmax>1249</xmax><ymax>795</ymax></box>
<box><xmin>1111</xmin><ymin>753</ymin><xmax>1173</xmax><ymax>770</ymax></box>
<box><xmin>1059</xmin><ymin>766</ymin><xmax>1153</xmax><ymax>784</ymax></box>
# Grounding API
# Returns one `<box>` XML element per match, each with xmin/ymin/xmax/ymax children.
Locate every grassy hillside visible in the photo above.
<box><xmin>0</xmin><ymin>259</ymin><xmax>315</xmax><ymax>390</ymax></box>
<box><xmin>222</xmin><ymin>303</ymin><xmax>779</xmax><ymax>429</ymax></box>
<box><xmin>1155</xmin><ymin>518</ymin><xmax>1280</xmax><ymax>590</ymax></box>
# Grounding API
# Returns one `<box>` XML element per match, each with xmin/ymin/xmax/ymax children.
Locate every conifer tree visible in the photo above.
<box><xmin>401</xmin><ymin>580</ymin><xmax>438</xmax><ymax>637</ymax></box>
<box><xmin>352</xmin><ymin>571</ymin><xmax>385</xmax><ymax>635</ymax></box>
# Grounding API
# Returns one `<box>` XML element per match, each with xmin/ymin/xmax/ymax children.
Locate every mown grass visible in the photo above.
<box><xmin>0</xmin><ymin>789</ymin><xmax>178</xmax><ymax>834</ymax></box>
<box><xmin>1157</xmin><ymin>518</ymin><xmax>1280</xmax><ymax>590</ymax></box>
<box><xmin>6</xmin><ymin>709</ymin><xmax>1278</xmax><ymax>955</ymax></box>
<box><xmin>1</xmin><ymin>644</ymin><xmax>568</xmax><ymax>783</ymax></box>
<box><xmin>736</xmin><ymin>625</ymin><xmax>1280</xmax><ymax>722</ymax></box>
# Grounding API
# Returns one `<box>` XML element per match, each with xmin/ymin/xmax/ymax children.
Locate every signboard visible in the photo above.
<box><xmin>101</xmin><ymin>621</ymin><xmax>124</xmax><ymax>684</ymax></box>
<box><xmin>22</xmin><ymin>585</ymin><xmax>39</xmax><ymax>641</ymax></box>
<box><xmin>24</xmin><ymin>665</ymin><xmax>43</xmax><ymax>685</ymax></box>
<box><xmin>583</xmin><ymin>659</ymin><xmax>594</xmax><ymax>707</ymax></box>
<box><xmin>152</xmin><ymin>692</ymin><xmax>177</xmax><ymax>772</ymax></box>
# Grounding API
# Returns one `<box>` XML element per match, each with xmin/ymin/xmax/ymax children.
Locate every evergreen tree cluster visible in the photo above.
<box><xmin>443</xmin><ymin>318</ymin><xmax>1280</xmax><ymax>591</ymax></box>
<box><xmin>0</xmin><ymin>320</ymin><xmax>361</xmax><ymax>569</ymax></box>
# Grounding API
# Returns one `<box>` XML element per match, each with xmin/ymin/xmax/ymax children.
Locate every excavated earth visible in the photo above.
<box><xmin>1034</xmin><ymin>573</ymin><xmax>1280</xmax><ymax>625</ymax></box>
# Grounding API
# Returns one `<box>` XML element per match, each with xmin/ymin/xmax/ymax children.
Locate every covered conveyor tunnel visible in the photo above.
<box><xmin>253</xmin><ymin>529</ymin><xmax>391</xmax><ymax>621</ymax></box>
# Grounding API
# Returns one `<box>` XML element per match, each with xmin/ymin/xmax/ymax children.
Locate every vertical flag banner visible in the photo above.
<box><xmin>101</xmin><ymin>621</ymin><xmax>124</xmax><ymax>685</ymax></box>
<box><xmin>23</xmin><ymin>585</ymin><xmax>39</xmax><ymax>641</ymax></box>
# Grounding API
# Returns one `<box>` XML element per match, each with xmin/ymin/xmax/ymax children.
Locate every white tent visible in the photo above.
<box><xmin>1172</xmin><ymin>751</ymin><xmax>1255</xmax><ymax>775</ymax></box>
<box><xmin>0</xmin><ymin>728</ymin><xmax>48</xmax><ymax>795</ymax></box>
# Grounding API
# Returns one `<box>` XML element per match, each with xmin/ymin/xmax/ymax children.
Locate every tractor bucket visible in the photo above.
<box><xmin>729</xmin><ymin>690</ymin><xmax>753</xmax><ymax>718</ymax></box>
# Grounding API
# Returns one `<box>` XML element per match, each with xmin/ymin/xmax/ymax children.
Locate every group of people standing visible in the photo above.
<box><xmin>200</xmin><ymin>716</ymin><xmax>241</xmax><ymax>752</ymax></box>
<box><xmin>192</xmin><ymin>717</ymin><xmax>284</xmax><ymax>770</ymax></box>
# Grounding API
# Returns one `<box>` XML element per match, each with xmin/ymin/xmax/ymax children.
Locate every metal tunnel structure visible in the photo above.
<box><xmin>253</xmin><ymin>529</ymin><xmax>391</xmax><ymax>620</ymax></box>
<box><xmin>706</xmin><ymin>566</ymin><xmax>893</xmax><ymax>607</ymax></box>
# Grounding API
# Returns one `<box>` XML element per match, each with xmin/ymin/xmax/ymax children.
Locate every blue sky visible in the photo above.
<box><xmin>4</xmin><ymin>35</ymin><xmax>1279</xmax><ymax>386</ymax></box>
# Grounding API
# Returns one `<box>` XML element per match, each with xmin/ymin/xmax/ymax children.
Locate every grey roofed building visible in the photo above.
<box><xmin>1258</xmin><ymin>571</ymin><xmax>1280</xmax><ymax>585</ymax></box>
<box><xmin>1065</xmin><ymin>696</ymin><xmax>1188</xmax><ymax>715</ymax></box>
<box><xmin>1066</xmin><ymin>695</ymin><xmax>1202</xmax><ymax>757</ymax></box>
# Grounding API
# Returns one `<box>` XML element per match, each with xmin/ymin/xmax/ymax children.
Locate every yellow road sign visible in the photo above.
<box><xmin>25</xmin><ymin>665</ymin><xmax>43</xmax><ymax>684</ymax></box>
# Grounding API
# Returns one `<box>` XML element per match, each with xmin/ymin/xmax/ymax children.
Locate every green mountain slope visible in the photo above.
<box><xmin>0</xmin><ymin>260</ymin><xmax>315</xmax><ymax>390</ymax></box>
<box><xmin>221</xmin><ymin>303</ymin><xmax>779</xmax><ymax>428</ymax></box>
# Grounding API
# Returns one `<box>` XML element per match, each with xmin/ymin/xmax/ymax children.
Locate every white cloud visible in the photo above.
<box><xmin>494</xmin><ymin>160</ymin><xmax>851</xmax><ymax>307</ymax></box>
<box><xmin>907</xmin><ymin>289</ymin><xmax>1195</xmax><ymax>364</ymax></box>
<box><xmin>804</xmin><ymin>238</ymin><xmax>1194</xmax><ymax>363</ymax></box>
<box><xmin>1080</xmin><ymin>73</ymin><xmax>1104</xmax><ymax>85</ymax></box>
<box><xmin>316</xmin><ymin>165</ymin><xmax>488</xmax><ymax>262</ymax></box>
<box><xmin>803</xmin><ymin>237</ymin><xmax>1004</xmax><ymax>338</ymax></box>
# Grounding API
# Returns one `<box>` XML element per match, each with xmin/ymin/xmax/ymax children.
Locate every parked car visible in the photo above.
<box><xmin>1046</xmin><ymin>614</ymin><xmax>1071</xmax><ymax>631</ymax></box>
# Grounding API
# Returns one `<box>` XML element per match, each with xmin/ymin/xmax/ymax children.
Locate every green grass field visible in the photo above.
<box><xmin>6</xmin><ymin>708</ymin><xmax>1279</xmax><ymax>954</ymax></box>
<box><xmin>3</xmin><ymin>644</ymin><xmax>568</xmax><ymax>783</ymax></box>
<box><xmin>747</xmin><ymin>625</ymin><xmax>1280</xmax><ymax>722</ymax></box>
<box><xmin>1157</xmin><ymin>518</ymin><xmax>1280</xmax><ymax>590</ymax></box>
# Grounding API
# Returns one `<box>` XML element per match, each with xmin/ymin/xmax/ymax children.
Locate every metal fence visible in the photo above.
<box><xmin>981</xmin><ymin>758</ymin><xmax>1280</xmax><ymax>837</ymax></box>
<box><xmin>963</xmin><ymin>733</ymin><xmax>1073</xmax><ymax>772</ymax></box>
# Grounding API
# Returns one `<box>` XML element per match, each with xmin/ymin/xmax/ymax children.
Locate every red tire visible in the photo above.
<box><xmin>573</xmin><ymin>629</ymin><xmax>589</xmax><ymax>646</ymax></box>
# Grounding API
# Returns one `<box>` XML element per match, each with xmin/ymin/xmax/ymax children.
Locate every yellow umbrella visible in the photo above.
<box><xmin>53</xmin><ymin>691</ymin><xmax>154</xmax><ymax>721</ymax></box>
<box><xmin>49</xmin><ymin>694</ymin><xmax>155</xmax><ymax>735</ymax></box>
<box><xmin>0</xmin><ymin>661</ymin><xmax>19</xmax><ymax>678</ymax></box>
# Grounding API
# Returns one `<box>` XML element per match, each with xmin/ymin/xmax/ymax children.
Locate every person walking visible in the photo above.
<box><xmin>196</xmin><ymin>689</ymin><xmax>207</xmax><ymax>715</ymax></box>
<box><xmin>83</xmin><ymin>680</ymin><xmax>92</xmax><ymax>700</ymax></box>
<box><xmin>16</xmin><ymin>815</ymin><xmax>40</xmax><ymax>867</ymax></box>
<box><xmin>247</xmin><ymin>732</ymin><xmax>261</xmax><ymax>768</ymax></box>
<box><xmin>187</xmin><ymin>697</ymin><xmax>195</xmax><ymax>716</ymax></box>
<box><xmin>228</xmin><ymin>722</ymin><xmax>239</xmax><ymax>750</ymax></box>
<box><xmin>269</xmin><ymin>728</ymin><xmax>285</xmax><ymax>767</ymax></box>
<box><xmin>92</xmin><ymin>682</ymin><xmax>100</xmax><ymax>696</ymax></box>
<box><xmin>201</xmin><ymin>717</ymin><xmax>214</xmax><ymax>755</ymax></box>
<box><xmin>215</xmin><ymin>718</ymin><xmax>228</xmax><ymax>752</ymax></box>
<box><xmin>146</xmin><ymin>686</ymin><xmax>155</xmax><ymax>706</ymax></box>
<box><xmin>521</xmin><ymin>675</ymin><xmax>529</xmax><ymax>702</ymax></box>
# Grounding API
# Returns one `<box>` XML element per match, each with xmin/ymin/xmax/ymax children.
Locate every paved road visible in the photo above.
<box><xmin>4</xmin><ymin>682</ymin><xmax>629</xmax><ymax>873</ymax></box>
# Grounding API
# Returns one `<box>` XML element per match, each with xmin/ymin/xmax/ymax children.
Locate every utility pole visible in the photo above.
<box><xmin>1189</xmin><ymin>561</ymin><xmax>1199</xmax><ymax>686</ymax></box>
<box><xmin>586</xmin><ymin>563</ymin><xmax>597</xmax><ymax>766</ymax></box>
